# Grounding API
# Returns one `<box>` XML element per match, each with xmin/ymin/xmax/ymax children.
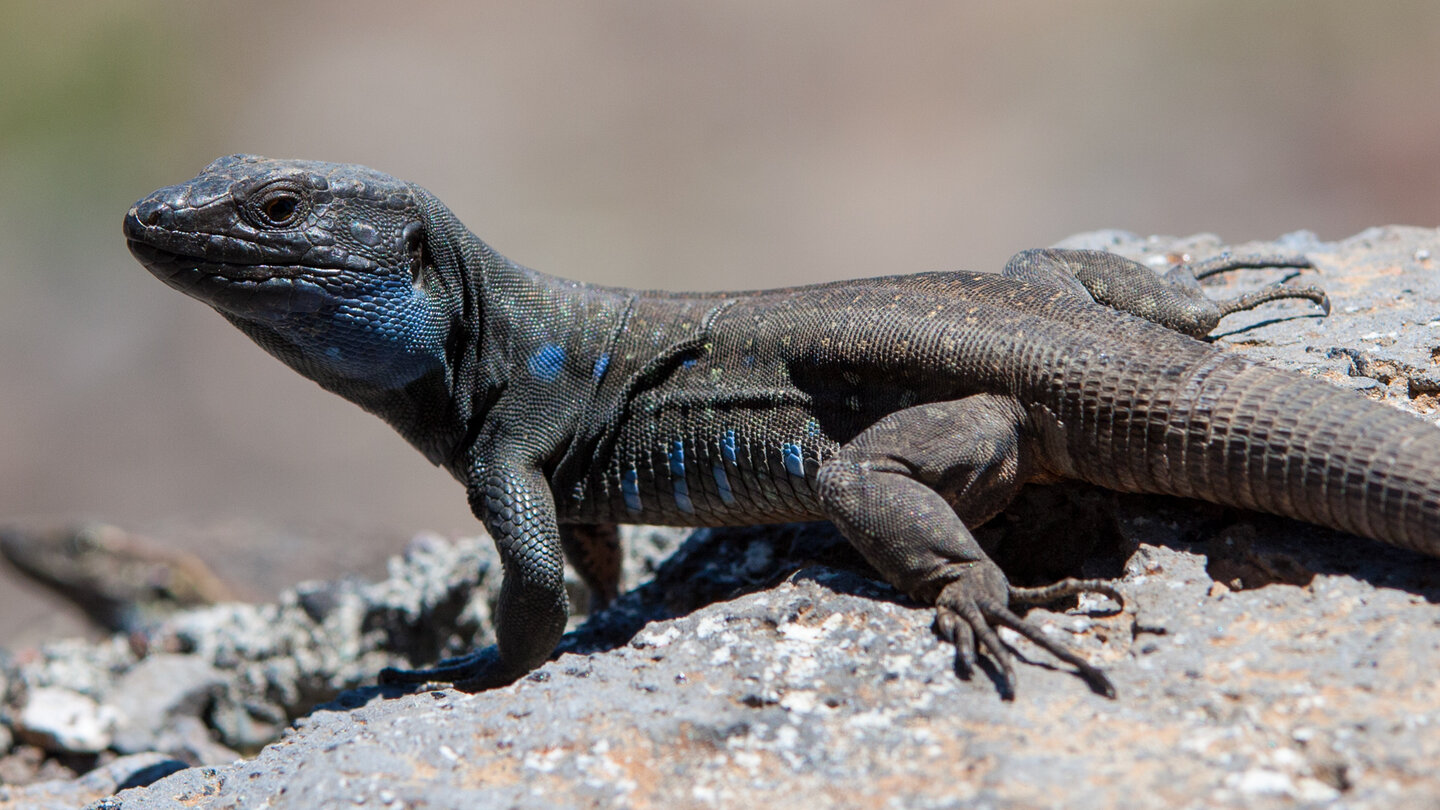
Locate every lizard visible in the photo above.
<box><xmin>122</xmin><ymin>154</ymin><xmax>1440</xmax><ymax>699</ymax></box>
<box><xmin>0</xmin><ymin>523</ymin><xmax>235</xmax><ymax>633</ymax></box>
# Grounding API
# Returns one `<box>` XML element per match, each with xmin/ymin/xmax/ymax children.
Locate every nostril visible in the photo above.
<box><xmin>132</xmin><ymin>198</ymin><xmax>169</xmax><ymax>229</ymax></box>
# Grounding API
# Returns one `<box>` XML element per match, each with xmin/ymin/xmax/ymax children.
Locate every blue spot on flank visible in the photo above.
<box><xmin>668</xmin><ymin>441</ymin><xmax>693</xmax><ymax>513</ymax></box>
<box><xmin>672</xmin><ymin>479</ymin><xmax>694</xmax><ymax>513</ymax></box>
<box><xmin>782</xmin><ymin>442</ymin><xmax>805</xmax><ymax>477</ymax></box>
<box><xmin>721</xmin><ymin>430</ymin><xmax>738</xmax><ymax>464</ymax></box>
<box><xmin>622</xmin><ymin>470</ymin><xmax>642</xmax><ymax>512</ymax></box>
<box><xmin>528</xmin><ymin>343</ymin><xmax>566</xmax><ymax>382</ymax></box>
<box><xmin>713</xmin><ymin>463</ymin><xmax>735</xmax><ymax>504</ymax></box>
<box><xmin>681</xmin><ymin>358</ymin><xmax>698</xmax><ymax>368</ymax></box>
<box><xmin>592</xmin><ymin>352</ymin><xmax>610</xmax><ymax>380</ymax></box>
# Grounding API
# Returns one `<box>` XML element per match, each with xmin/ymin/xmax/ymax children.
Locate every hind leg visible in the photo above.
<box><xmin>815</xmin><ymin>394</ymin><xmax>1121</xmax><ymax>699</ymax></box>
<box><xmin>560</xmin><ymin>523</ymin><xmax>622</xmax><ymax>611</ymax></box>
<box><xmin>1002</xmin><ymin>248</ymin><xmax>1328</xmax><ymax>337</ymax></box>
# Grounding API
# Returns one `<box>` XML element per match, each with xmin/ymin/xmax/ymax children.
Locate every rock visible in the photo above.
<box><xmin>106</xmin><ymin>550</ymin><xmax>1440</xmax><ymax>808</ymax></box>
<box><xmin>15</xmin><ymin>688</ymin><xmax>118</xmax><ymax>754</ymax></box>
<box><xmin>206</xmin><ymin>693</ymin><xmax>285</xmax><ymax>753</ymax></box>
<box><xmin>0</xmin><ymin>752</ymin><xmax>184</xmax><ymax>810</ymax></box>
<box><xmin>108</xmin><ymin>654</ymin><xmax>231</xmax><ymax>763</ymax></box>
<box><xmin>0</xmin><ymin>744</ymin><xmax>74</xmax><ymax>786</ymax></box>
<box><xmin>154</xmin><ymin>716</ymin><xmax>241</xmax><ymax>767</ymax></box>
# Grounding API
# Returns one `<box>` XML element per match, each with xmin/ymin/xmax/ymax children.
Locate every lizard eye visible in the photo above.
<box><xmin>244</xmin><ymin>180</ymin><xmax>309</xmax><ymax>229</ymax></box>
<box><xmin>263</xmin><ymin>194</ymin><xmax>298</xmax><ymax>224</ymax></box>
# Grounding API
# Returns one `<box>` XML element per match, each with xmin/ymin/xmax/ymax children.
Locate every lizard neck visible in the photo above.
<box><xmin>406</xmin><ymin>196</ymin><xmax>634</xmax><ymax>481</ymax></box>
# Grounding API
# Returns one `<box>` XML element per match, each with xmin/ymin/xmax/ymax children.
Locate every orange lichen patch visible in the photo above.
<box><xmin>624</xmin><ymin>725</ymin><xmax>802</xmax><ymax>807</ymax></box>
<box><xmin>1315</xmin><ymin>260</ymin><xmax>1407</xmax><ymax>294</ymax></box>
<box><xmin>449</xmin><ymin>744</ymin><xmax>527</xmax><ymax>790</ymax></box>
<box><xmin>406</xmin><ymin>758</ymin><xmax>440</xmax><ymax>782</ymax></box>
<box><xmin>607</xmin><ymin>726</ymin><xmax>716</xmax><ymax>806</ymax></box>
<box><xmin>1410</xmin><ymin>394</ymin><xmax>1440</xmax><ymax>413</ymax></box>
<box><xmin>823</xmin><ymin>743</ymin><xmax>990</xmax><ymax>807</ymax></box>
<box><xmin>959</xmin><ymin>698</ymin><xmax>1227</xmax><ymax>804</ymax></box>
<box><xmin>1258</xmin><ymin>681</ymin><xmax>1440</xmax><ymax>753</ymax></box>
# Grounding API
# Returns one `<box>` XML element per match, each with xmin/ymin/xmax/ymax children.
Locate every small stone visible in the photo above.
<box><xmin>1233</xmin><ymin>768</ymin><xmax>1296</xmax><ymax>797</ymax></box>
<box><xmin>155</xmin><ymin>715</ymin><xmax>241</xmax><ymax>766</ymax></box>
<box><xmin>16</xmin><ymin>687</ymin><xmax>118</xmax><ymax>754</ymax></box>
<box><xmin>209</xmin><ymin>697</ymin><xmax>286</xmax><ymax>752</ymax></box>
<box><xmin>0</xmin><ymin>743</ymin><xmax>75</xmax><ymax>785</ymax></box>
<box><xmin>110</xmin><ymin>654</ymin><xmax>226</xmax><ymax>756</ymax></box>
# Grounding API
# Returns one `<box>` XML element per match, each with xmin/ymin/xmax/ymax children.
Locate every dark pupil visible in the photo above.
<box><xmin>264</xmin><ymin>195</ymin><xmax>298</xmax><ymax>223</ymax></box>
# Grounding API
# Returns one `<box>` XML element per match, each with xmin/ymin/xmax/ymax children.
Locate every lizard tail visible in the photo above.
<box><xmin>1062</xmin><ymin>353</ymin><xmax>1440</xmax><ymax>555</ymax></box>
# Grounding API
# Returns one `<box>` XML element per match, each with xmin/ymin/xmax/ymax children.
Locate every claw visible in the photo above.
<box><xmin>1215</xmin><ymin>284</ymin><xmax>1330</xmax><ymax>319</ymax></box>
<box><xmin>934</xmin><ymin>610</ymin><xmax>977</xmax><ymax>678</ymax></box>
<box><xmin>1172</xmin><ymin>253</ymin><xmax>1329</xmax><ymax>321</ymax></box>
<box><xmin>937</xmin><ymin>581</ymin><xmax>1021</xmax><ymax>700</ymax></box>
<box><xmin>957</xmin><ymin>590</ymin><xmax>1018</xmax><ymax>698</ymax></box>
<box><xmin>1010</xmin><ymin>577</ymin><xmax>1125</xmax><ymax>612</ymax></box>
<box><xmin>1184</xmin><ymin>252</ymin><xmax>1312</xmax><ymax>280</ymax></box>
<box><xmin>378</xmin><ymin>646</ymin><xmax>510</xmax><ymax>689</ymax></box>
<box><xmin>986</xmin><ymin>606</ymin><xmax>1116</xmax><ymax>699</ymax></box>
<box><xmin>935</xmin><ymin>575</ymin><xmax>1121</xmax><ymax>700</ymax></box>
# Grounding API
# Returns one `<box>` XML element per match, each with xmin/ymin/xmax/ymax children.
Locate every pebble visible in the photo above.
<box><xmin>16</xmin><ymin>687</ymin><xmax>118</xmax><ymax>754</ymax></box>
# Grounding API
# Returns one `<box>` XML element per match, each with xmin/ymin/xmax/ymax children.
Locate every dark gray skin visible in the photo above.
<box><xmin>125</xmin><ymin>155</ymin><xmax>1440</xmax><ymax>699</ymax></box>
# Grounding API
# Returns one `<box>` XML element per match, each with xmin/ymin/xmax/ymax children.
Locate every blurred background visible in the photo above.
<box><xmin>2</xmin><ymin>1</ymin><xmax>1438</xmax><ymax>643</ymax></box>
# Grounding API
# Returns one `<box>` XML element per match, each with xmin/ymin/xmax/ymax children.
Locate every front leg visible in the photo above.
<box><xmin>470</xmin><ymin>461</ymin><xmax>570</xmax><ymax>682</ymax></box>
<box><xmin>381</xmin><ymin>457</ymin><xmax>569</xmax><ymax>690</ymax></box>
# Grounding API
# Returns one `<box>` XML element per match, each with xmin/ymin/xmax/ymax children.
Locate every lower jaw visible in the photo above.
<box><xmin>192</xmin><ymin>272</ymin><xmax>333</xmax><ymax>319</ymax></box>
<box><xmin>144</xmin><ymin>257</ymin><xmax>334</xmax><ymax>319</ymax></box>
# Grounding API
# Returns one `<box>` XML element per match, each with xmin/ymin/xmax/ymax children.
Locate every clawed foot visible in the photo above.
<box><xmin>1176</xmin><ymin>252</ymin><xmax>1330</xmax><ymax>320</ymax></box>
<box><xmin>378</xmin><ymin>645</ymin><xmax>518</xmax><ymax>692</ymax></box>
<box><xmin>933</xmin><ymin>566</ymin><xmax>1123</xmax><ymax>700</ymax></box>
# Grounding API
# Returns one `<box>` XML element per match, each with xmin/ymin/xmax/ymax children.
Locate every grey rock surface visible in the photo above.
<box><xmin>108</xmin><ymin>655</ymin><xmax>233</xmax><ymax>763</ymax></box>
<box><xmin>0</xmin><ymin>753</ymin><xmax>184</xmax><ymax>810</ymax></box>
<box><xmin>4</xmin><ymin>228</ymin><xmax>1440</xmax><ymax>809</ymax></box>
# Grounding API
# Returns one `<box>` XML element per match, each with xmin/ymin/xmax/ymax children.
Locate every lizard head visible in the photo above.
<box><xmin>124</xmin><ymin>154</ymin><xmax>467</xmax><ymax>395</ymax></box>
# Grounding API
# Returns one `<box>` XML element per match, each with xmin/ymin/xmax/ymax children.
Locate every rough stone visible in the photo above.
<box><xmin>108</xmin><ymin>654</ymin><xmax>233</xmax><ymax>763</ymax></box>
<box><xmin>15</xmin><ymin>688</ymin><xmax>118</xmax><ymax>754</ymax></box>
<box><xmin>0</xmin><ymin>744</ymin><xmax>73</xmax><ymax>787</ymax></box>
<box><xmin>0</xmin><ymin>753</ymin><xmax>184</xmax><ymax>810</ymax></box>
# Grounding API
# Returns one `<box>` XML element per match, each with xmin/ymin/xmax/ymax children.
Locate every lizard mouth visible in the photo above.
<box><xmin>126</xmin><ymin>238</ymin><xmax>335</xmax><ymax>318</ymax></box>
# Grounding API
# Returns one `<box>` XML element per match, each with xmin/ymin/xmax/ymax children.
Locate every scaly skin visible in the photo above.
<box><xmin>125</xmin><ymin>155</ymin><xmax>1440</xmax><ymax>699</ymax></box>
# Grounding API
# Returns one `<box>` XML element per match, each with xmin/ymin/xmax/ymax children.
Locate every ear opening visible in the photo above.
<box><xmin>403</xmin><ymin>221</ymin><xmax>427</xmax><ymax>287</ymax></box>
